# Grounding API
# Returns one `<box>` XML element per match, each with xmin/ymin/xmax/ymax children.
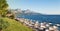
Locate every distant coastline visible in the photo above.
<box><xmin>16</xmin><ymin>13</ymin><xmax>60</xmax><ymax>24</ymax></box>
<box><xmin>15</xmin><ymin>18</ymin><xmax>60</xmax><ymax>31</ymax></box>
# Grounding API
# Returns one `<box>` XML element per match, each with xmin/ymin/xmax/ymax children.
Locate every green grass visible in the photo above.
<box><xmin>2</xmin><ymin>18</ymin><xmax>33</xmax><ymax>31</ymax></box>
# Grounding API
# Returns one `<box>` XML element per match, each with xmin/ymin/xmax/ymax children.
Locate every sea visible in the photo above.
<box><xmin>16</xmin><ymin>13</ymin><xmax>60</xmax><ymax>24</ymax></box>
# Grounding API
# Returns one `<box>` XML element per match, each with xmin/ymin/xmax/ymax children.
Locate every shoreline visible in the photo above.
<box><xmin>15</xmin><ymin>18</ymin><xmax>60</xmax><ymax>31</ymax></box>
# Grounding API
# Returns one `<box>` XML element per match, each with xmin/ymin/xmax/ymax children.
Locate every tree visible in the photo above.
<box><xmin>0</xmin><ymin>0</ymin><xmax>8</xmax><ymax>17</ymax></box>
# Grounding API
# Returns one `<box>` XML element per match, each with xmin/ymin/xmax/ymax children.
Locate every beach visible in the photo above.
<box><xmin>15</xmin><ymin>18</ymin><xmax>60</xmax><ymax>31</ymax></box>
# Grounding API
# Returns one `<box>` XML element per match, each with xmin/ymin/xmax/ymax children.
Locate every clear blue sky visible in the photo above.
<box><xmin>7</xmin><ymin>0</ymin><xmax>60</xmax><ymax>14</ymax></box>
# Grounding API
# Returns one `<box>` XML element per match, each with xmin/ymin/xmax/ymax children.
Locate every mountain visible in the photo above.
<box><xmin>15</xmin><ymin>10</ymin><xmax>60</xmax><ymax>24</ymax></box>
<box><xmin>9</xmin><ymin>9</ymin><xmax>60</xmax><ymax>24</ymax></box>
<box><xmin>11</xmin><ymin>9</ymin><xmax>43</xmax><ymax>15</ymax></box>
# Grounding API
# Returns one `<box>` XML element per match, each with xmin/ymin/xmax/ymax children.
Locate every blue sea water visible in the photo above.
<box><xmin>16</xmin><ymin>14</ymin><xmax>60</xmax><ymax>24</ymax></box>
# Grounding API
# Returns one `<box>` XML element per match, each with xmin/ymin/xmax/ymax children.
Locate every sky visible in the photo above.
<box><xmin>7</xmin><ymin>0</ymin><xmax>60</xmax><ymax>15</ymax></box>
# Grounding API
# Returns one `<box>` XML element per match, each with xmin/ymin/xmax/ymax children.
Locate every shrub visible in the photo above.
<box><xmin>0</xmin><ymin>18</ymin><xmax>9</xmax><ymax>31</ymax></box>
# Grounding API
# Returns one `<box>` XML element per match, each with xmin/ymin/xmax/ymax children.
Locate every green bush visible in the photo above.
<box><xmin>0</xmin><ymin>18</ymin><xmax>9</xmax><ymax>31</ymax></box>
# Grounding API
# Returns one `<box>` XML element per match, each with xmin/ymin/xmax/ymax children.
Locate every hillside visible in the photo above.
<box><xmin>2</xmin><ymin>17</ymin><xmax>33</xmax><ymax>31</ymax></box>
